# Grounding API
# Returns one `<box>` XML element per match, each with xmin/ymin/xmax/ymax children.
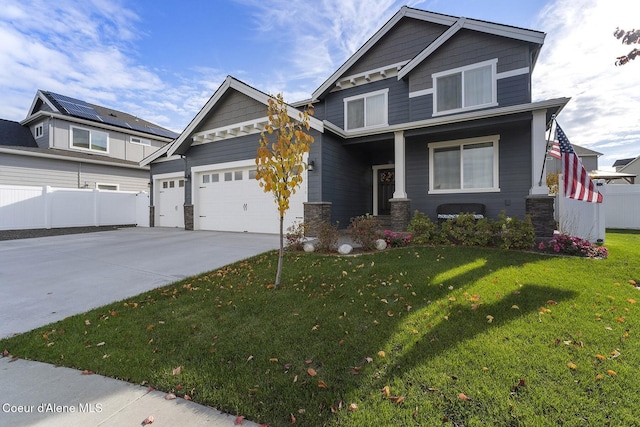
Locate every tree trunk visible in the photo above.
<box><xmin>275</xmin><ymin>215</ymin><xmax>284</xmax><ymax>288</ymax></box>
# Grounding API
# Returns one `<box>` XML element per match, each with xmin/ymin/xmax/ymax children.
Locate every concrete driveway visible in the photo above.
<box><xmin>0</xmin><ymin>227</ymin><xmax>279</xmax><ymax>339</ymax></box>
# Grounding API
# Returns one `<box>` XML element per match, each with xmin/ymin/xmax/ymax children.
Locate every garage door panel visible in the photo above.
<box><xmin>195</xmin><ymin>167</ymin><xmax>305</xmax><ymax>234</ymax></box>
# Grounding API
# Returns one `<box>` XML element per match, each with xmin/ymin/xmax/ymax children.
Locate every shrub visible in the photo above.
<box><xmin>348</xmin><ymin>214</ymin><xmax>382</xmax><ymax>250</ymax></box>
<box><xmin>313</xmin><ymin>221</ymin><xmax>340</xmax><ymax>252</ymax></box>
<box><xmin>538</xmin><ymin>234</ymin><xmax>608</xmax><ymax>258</ymax></box>
<box><xmin>493</xmin><ymin>212</ymin><xmax>535</xmax><ymax>250</ymax></box>
<box><xmin>383</xmin><ymin>230</ymin><xmax>412</xmax><ymax>247</ymax></box>
<box><xmin>284</xmin><ymin>221</ymin><xmax>307</xmax><ymax>251</ymax></box>
<box><xmin>441</xmin><ymin>213</ymin><xmax>492</xmax><ymax>246</ymax></box>
<box><xmin>407</xmin><ymin>210</ymin><xmax>440</xmax><ymax>244</ymax></box>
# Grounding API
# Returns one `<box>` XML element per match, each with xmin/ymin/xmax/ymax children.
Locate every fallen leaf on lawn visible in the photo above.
<box><xmin>547</xmin><ymin>300</ymin><xmax>558</xmax><ymax>306</ymax></box>
<box><xmin>458</xmin><ymin>393</ymin><xmax>470</xmax><ymax>401</ymax></box>
<box><xmin>84</xmin><ymin>319</ymin><xmax>91</xmax><ymax>326</ymax></box>
<box><xmin>486</xmin><ymin>315</ymin><xmax>494</xmax><ymax>323</ymax></box>
<box><xmin>611</xmin><ymin>349</ymin><xmax>621</xmax><ymax>358</ymax></box>
<box><xmin>427</xmin><ymin>387</ymin><xmax>438</xmax><ymax>391</ymax></box>
<box><xmin>141</xmin><ymin>415</ymin><xmax>154</xmax><ymax>425</ymax></box>
<box><xmin>165</xmin><ymin>393</ymin><xmax>176</xmax><ymax>400</ymax></box>
<box><xmin>629</xmin><ymin>279</ymin><xmax>637</xmax><ymax>286</ymax></box>
<box><xmin>2</xmin><ymin>349</ymin><xmax>8</xmax><ymax>357</ymax></box>
<box><xmin>595</xmin><ymin>374</ymin><xmax>604</xmax><ymax>380</ymax></box>
<box><xmin>234</xmin><ymin>415</ymin><xmax>244</xmax><ymax>425</ymax></box>
<box><xmin>380</xmin><ymin>298</ymin><xmax>388</xmax><ymax>304</ymax></box>
<box><xmin>482</xmin><ymin>367</ymin><xmax>489</xmax><ymax>372</ymax></box>
<box><xmin>47</xmin><ymin>342</ymin><xmax>55</xmax><ymax>347</ymax></box>
<box><xmin>269</xmin><ymin>358</ymin><xmax>279</xmax><ymax>363</ymax></box>
<box><xmin>470</xmin><ymin>304</ymin><xmax>480</xmax><ymax>310</ymax></box>
<box><xmin>311</xmin><ymin>325</ymin><xmax>319</xmax><ymax>331</ymax></box>
<box><xmin>628</xmin><ymin>298</ymin><xmax>636</xmax><ymax>304</ymax></box>
<box><xmin>307</xmin><ymin>368</ymin><xmax>317</xmax><ymax>377</ymax></box>
<box><xmin>183</xmin><ymin>395</ymin><xmax>191</xmax><ymax>401</ymax></box>
<box><xmin>381</xmin><ymin>386</ymin><xmax>391</xmax><ymax>397</ymax></box>
<box><xmin>290</xmin><ymin>413</ymin><xmax>296</xmax><ymax>423</ymax></box>
<box><xmin>511</xmin><ymin>305</ymin><xmax>520</xmax><ymax>310</ymax></box>
<box><xmin>305</xmin><ymin>359</ymin><xmax>313</xmax><ymax>364</ymax></box>
<box><xmin>595</xmin><ymin>354</ymin><xmax>606</xmax><ymax>361</ymax></box>
<box><xmin>607</xmin><ymin>369</ymin><xmax>617</xmax><ymax>376</ymax></box>
<box><xmin>449</xmin><ymin>297</ymin><xmax>456</xmax><ymax>302</ymax></box>
<box><xmin>378</xmin><ymin>351</ymin><xmax>386</xmax><ymax>358</ymax></box>
<box><xmin>563</xmin><ymin>340</ymin><xmax>572</xmax><ymax>346</ymax></box>
<box><xmin>348</xmin><ymin>403</ymin><xmax>358</xmax><ymax>411</ymax></box>
<box><xmin>81</xmin><ymin>370</ymin><xmax>93</xmax><ymax>375</ymax></box>
<box><xmin>146</xmin><ymin>324</ymin><xmax>155</xmax><ymax>330</ymax></box>
<box><xmin>293</xmin><ymin>375</ymin><xmax>298</xmax><ymax>383</ymax></box>
<box><xmin>567</xmin><ymin>362</ymin><xmax>577</xmax><ymax>370</ymax></box>
<box><xmin>364</xmin><ymin>357</ymin><xmax>373</xmax><ymax>363</ymax></box>
<box><xmin>317</xmin><ymin>380</ymin><xmax>328</xmax><ymax>389</ymax></box>
<box><xmin>616</xmin><ymin>317</ymin><xmax>625</xmax><ymax>323</ymax></box>
<box><xmin>389</xmin><ymin>396</ymin><xmax>405</xmax><ymax>403</ymax></box>
<box><xmin>413</xmin><ymin>406</ymin><xmax>419</xmax><ymax>418</ymax></box>
<box><xmin>246</xmin><ymin>355</ymin><xmax>254</xmax><ymax>362</ymax></box>
<box><xmin>387</xmin><ymin>310</ymin><xmax>394</xmax><ymax>317</ymax></box>
<box><xmin>172</xmin><ymin>366</ymin><xmax>182</xmax><ymax>376</ymax></box>
<box><xmin>96</xmin><ymin>342</ymin><xmax>105</xmax><ymax>347</ymax></box>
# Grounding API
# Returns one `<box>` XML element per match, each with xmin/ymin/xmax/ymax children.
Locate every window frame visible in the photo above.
<box><xmin>428</xmin><ymin>135</ymin><xmax>500</xmax><ymax>194</ymax></box>
<box><xmin>97</xmin><ymin>183</ymin><xmax>119</xmax><ymax>191</ymax></box>
<box><xmin>130</xmin><ymin>136</ymin><xmax>151</xmax><ymax>146</ymax></box>
<box><xmin>70</xmin><ymin>125</ymin><xmax>109</xmax><ymax>153</ymax></box>
<box><xmin>432</xmin><ymin>59</ymin><xmax>498</xmax><ymax>116</ymax></box>
<box><xmin>34</xmin><ymin>123</ymin><xmax>44</xmax><ymax>138</ymax></box>
<box><xmin>343</xmin><ymin>88</ymin><xmax>389</xmax><ymax>131</ymax></box>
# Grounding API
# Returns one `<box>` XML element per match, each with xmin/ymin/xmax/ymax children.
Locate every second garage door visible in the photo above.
<box><xmin>194</xmin><ymin>165</ymin><xmax>305</xmax><ymax>234</ymax></box>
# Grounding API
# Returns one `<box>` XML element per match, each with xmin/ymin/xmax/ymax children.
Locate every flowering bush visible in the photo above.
<box><xmin>537</xmin><ymin>234</ymin><xmax>608</xmax><ymax>258</ymax></box>
<box><xmin>384</xmin><ymin>230</ymin><xmax>412</xmax><ymax>247</ymax></box>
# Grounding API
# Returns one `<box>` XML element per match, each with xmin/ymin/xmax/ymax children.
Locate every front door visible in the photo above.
<box><xmin>377</xmin><ymin>168</ymin><xmax>395</xmax><ymax>215</ymax></box>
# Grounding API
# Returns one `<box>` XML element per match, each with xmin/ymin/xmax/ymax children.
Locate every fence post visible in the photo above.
<box><xmin>595</xmin><ymin>180</ymin><xmax>605</xmax><ymax>244</ymax></box>
<box><xmin>44</xmin><ymin>186</ymin><xmax>52</xmax><ymax>229</ymax></box>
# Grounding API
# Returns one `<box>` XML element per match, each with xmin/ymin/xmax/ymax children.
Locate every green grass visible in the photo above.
<box><xmin>2</xmin><ymin>231</ymin><xmax>639</xmax><ymax>426</ymax></box>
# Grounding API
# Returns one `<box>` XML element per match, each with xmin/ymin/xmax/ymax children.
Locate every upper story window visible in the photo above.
<box><xmin>34</xmin><ymin>123</ymin><xmax>44</xmax><ymax>138</ymax></box>
<box><xmin>71</xmin><ymin>126</ymin><xmax>108</xmax><ymax>153</ymax></box>
<box><xmin>433</xmin><ymin>59</ymin><xmax>497</xmax><ymax>115</ymax></box>
<box><xmin>429</xmin><ymin>135</ymin><xmax>500</xmax><ymax>194</ymax></box>
<box><xmin>344</xmin><ymin>89</ymin><xmax>388</xmax><ymax>131</ymax></box>
<box><xmin>131</xmin><ymin>136</ymin><xmax>150</xmax><ymax>146</ymax></box>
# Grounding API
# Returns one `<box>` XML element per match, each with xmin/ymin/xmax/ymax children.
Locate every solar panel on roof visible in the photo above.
<box><xmin>47</xmin><ymin>92</ymin><xmax>91</xmax><ymax>107</ymax></box>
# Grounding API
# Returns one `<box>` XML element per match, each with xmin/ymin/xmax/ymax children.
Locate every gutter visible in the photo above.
<box><xmin>0</xmin><ymin>147</ymin><xmax>150</xmax><ymax>170</ymax></box>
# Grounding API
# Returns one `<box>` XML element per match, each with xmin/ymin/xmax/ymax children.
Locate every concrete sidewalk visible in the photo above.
<box><xmin>0</xmin><ymin>357</ymin><xmax>258</xmax><ymax>426</ymax></box>
<box><xmin>0</xmin><ymin>227</ymin><xmax>278</xmax><ymax>426</ymax></box>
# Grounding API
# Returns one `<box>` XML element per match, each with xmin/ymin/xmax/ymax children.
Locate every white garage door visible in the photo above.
<box><xmin>194</xmin><ymin>166</ymin><xmax>305</xmax><ymax>234</ymax></box>
<box><xmin>156</xmin><ymin>177</ymin><xmax>184</xmax><ymax>228</ymax></box>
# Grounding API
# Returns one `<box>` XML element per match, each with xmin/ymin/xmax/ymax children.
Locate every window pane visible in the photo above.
<box><xmin>211</xmin><ymin>173</ymin><xmax>219</xmax><ymax>182</ymax></box>
<box><xmin>365</xmin><ymin>93</ymin><xmax>385</xmax><ymax>127</ymax></box>
<box><xmin>179</xmin><ymin>180</ymin><xmax>185</xmax><ymax>187</ymax></box>
<box><xmin>436</xmin><ymin>73</ymin><xmax>462</xmax><ymax>112</ymax></box>
<box><xmin>202</xmin><ymin>174</ymin><xmax>210</xmax><ymax>184</ymax></box>
<box><xmin>162</xmin><ymin>181</ymin><xmax>168</xmax><ymax>189</ymax></box>
<box><xmin>464</xmin><ymin>66</ymin><xmax>492</xmax><ymax>107</ymax></box>
<box><xmin>224</xmin><ymin>172</ymin><xmax>233</xmax><ymax>181</ymax></box>
<box><xmin>347</xmin><ymin>98</ymin><xmax>364</xmax><ymax>130</ymax></box>
<box><xmin>463</xmin><ymin>142</ymin><xmax>493</xmax><ymax>188</ymax></box>
<box><xmin>169</xmin><ymin>180</ymin><xmax>175</xmax><ymax>188</ymax></box>
<box><xmin>433</xmin><ymin>146</ymin><xmax>461</xmax><ymax>189</ymax></box>
<box><xmin>91</xmin><ymin>131</ymin><xmax>108</xmax><ymax>152</ymax></box>
<box><xmin>234</xmin><ymin>171</ymin><xmax>243</xmax><ymax>180</ymax></box>
<box><xmin>72</xmin><ymin>128</ymin><xmax>90</xmax><ymax>149</ymax></box>
<box><xmin>248</xmin><ymin>170</ymin><xmax>257</xmax><ymax>179</ymax></box>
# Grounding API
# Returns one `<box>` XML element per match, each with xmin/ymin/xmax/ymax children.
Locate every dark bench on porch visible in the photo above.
<box><xmin>436</xmin><ymin>203</ymin><xmax>486</xmax><ymax>225</ymax></box>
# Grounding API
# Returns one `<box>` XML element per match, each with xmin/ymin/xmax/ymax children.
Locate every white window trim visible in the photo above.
<box><xmin>432</xmin><ymin>59</ymin><xmax>498</xmax><ymax>116</ymax></box>
<box><xmin>428</xmin><ymin>135</ymin><xmax>500</xmax><ymax>194</ymax></box>
<box><xmin>130</xmin><ymin>136</ymin><xmax>151</xmax><ymax>146</ymax></box>
<box><xmin>343</xmin><ymin>88</ymin><xmax>389</xmax><ymax>132</ymax></box>
<box><xmin>34</xmin><ymin>123</ymin><xmax>44</xmax><ymax>138</ymax></box>
<box><xmin>96</xmin><ymin>183</ymin><xmax>119</xmax><ymax>191</ymax></box>
<box><xmin>70</xmin><ymin>125</ymin><xmax>109</xmax><ymax>153</ymax></box>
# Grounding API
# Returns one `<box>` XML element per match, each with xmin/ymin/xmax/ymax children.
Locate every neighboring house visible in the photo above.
<box><xmin>602</xmin><ymin>156</ymin><xmax>639</xmax><ymax>184</ymax></box>
<box><xmin>1</xmin><ymin>91</ymin><xmax>178</xmax><ymax>192</ymax></box>
<box><xmin>546</xmin><ymin>144</ymin><xmax>602</xmax><ymax>174</ymax></box>
<box><xmin>143</xmin><ymin>6</ymin><xmax>569</xmax><ymax>234</ymax></box>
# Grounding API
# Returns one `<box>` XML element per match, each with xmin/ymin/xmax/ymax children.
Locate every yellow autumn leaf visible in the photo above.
<box><xmin>307</xmin><ymin>368</ymin><xmax>317</xmax><ymax>377</ymax></box>
<box><xmin>567</xmin><ymin>362</ymin><xmax>577</xmax><ymax>370</ymax></box>
<box><xmin>486</xmin><ymin>315</ymin><xmax>494</xmax><ymax>323</ymax></box>
<box><xmin>378</xmin><ymin>350</ymin><xmax>386</xmax><ymax>358</ymax></box>
<box><xmin>627</xmin><ymin>298</ymin><xmax>636</xmax><ymax>304</ymax></box>
<box><xmin>317</xmin><ymin>380</ymin><xmax>328</xmax><ymax>389</ymax></box>
<box><xmin>595</xmin><ymin>373</ymin><xmax>604</xmax><ymax>380</ymax></box>
<box><xmin>607</xmin><ymin>369</ymin><xmax>617</xmax><ymax>376</ymax></box>
<box><xmin>511</xmin><ymin>305</ymin><xmax>520</xmax><ymax>310</ymax></box>
<box><xmin>595</xmin><ymin>354</ymin><xmax>607</xmax><ymax>361</ymax></box>
<box><xmin>348</xmin><ymin>403</ymin><xmax>358</xmax><ymax>411</ymax></box>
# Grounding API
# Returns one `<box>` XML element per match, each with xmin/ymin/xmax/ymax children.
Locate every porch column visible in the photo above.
<box><xmin>390</xmin><ymin>130</ymin><xmax>410</xmax><ymax>231</ymax></box>
<box><xmin>530</xmin><ymin>109</ymin><xmax>549</xmax><ymax>195</ymax></box>
<box><xmin>393</xmin><ymin>131</ymin><xmax>407</xmax><ymax>199</ymax></box>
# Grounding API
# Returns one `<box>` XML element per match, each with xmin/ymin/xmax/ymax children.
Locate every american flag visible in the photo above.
<box><xmin>548</xmin><ymin>140</ymin><xmax>561</xmax><ymax>159</ymax></box>
<box><xmin>555</xmin><ymin>124</ymin><xmax>603</xmax><ymax>203</ymax></box>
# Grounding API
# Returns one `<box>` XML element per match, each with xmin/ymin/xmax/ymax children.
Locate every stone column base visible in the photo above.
<box><xmin>149</xmin><ymin>205</ymin><xmax>155</xmax><ymax>228</ymax></box>
<box><xmin>304</xmin><ymin>202</ymin><xmax>332</xmax><ymax>236</ymax></box>
<box><xmin>184</xmin><ymin>204</ymin><xmax>194</xmax><ymax>230</ymax></box>
<box><xmin>525</xmin><ymin>195</ymin><xmax>556</xmax><ymax>241</ymax></box>
<box><xmin>390</xmin><ymin>198</ymin><xmax>411</xmax><ymax>231</ymax></box>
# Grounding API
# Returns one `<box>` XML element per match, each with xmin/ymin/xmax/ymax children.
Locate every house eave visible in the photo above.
<box><xmin>324</xmin><ymin>98</ymin><xmax>570</xmax><ymax>139</ymax></box>
<box><xmin>0</xmin><ymin>147</ymin><xmax>150</xmax><ymax>170</ymax></box>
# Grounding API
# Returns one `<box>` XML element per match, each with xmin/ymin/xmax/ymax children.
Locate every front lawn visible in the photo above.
<box><xmin>2</xmin><ymin>231</ymin><xmax>639</xmax><ymax>426</ymax></box>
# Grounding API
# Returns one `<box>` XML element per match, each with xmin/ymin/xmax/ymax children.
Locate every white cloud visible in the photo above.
<box><xmin>533</xmin><ymin>0</ymin><xmax>640</xmax><ymax>167</ymax></box>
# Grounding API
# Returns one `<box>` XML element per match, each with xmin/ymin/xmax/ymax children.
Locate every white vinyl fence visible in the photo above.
<box><xmin>0</xmin><ymin>185</ymin><xmax>149</xmax><ymax>230</ymax></box>
<box><xmin>556</xmin><ymin>177</ymin><xmax>640</xmax><ymax>243</ymax></box>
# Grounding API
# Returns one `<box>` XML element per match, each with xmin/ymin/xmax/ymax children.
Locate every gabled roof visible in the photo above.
<box><xmin>0</xmin><ymin>119</ymin><xmax>37</xmax><ymax>147</ymax></box>
<box><xmin>612</xmin><ymin>157</ymin><xmax>635</xmax><ymax>167</ymax></box>
<box><xmin>617</xmin><ymin>155</ymin><xmax>640</xmax><ymax>172</ymax></box>
<box><xmin>21</xmin><ymin>90</ymin><xmax>179</xmax><ymax>140</ymax></box>
<box><xmin>312</xmin><ymin>6</ymin><xmax>545</xmax><ymax>100</ymax></box>
<box><xmin>154</xmin><ymin>76</ymin><xmax>323</xmax><ymax>162</ymax></box>
<box><xmin>572</xmin><ymin>144</ymin><xmax>603</xmax><ymax>157</ymax></box>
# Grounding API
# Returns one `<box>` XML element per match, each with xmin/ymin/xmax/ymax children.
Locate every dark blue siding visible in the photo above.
<box><xmin>497</xmin><ymin>74</ymin><xmax>531</xmax><ymax>106</ymax></box>
<box><xmin>409</xmin><ymin>95</ymin><xmax>433</xmax><ymax>122</ymax></box>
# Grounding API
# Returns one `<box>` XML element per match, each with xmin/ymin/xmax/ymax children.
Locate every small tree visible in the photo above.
<box><xmin>255</xmin><ymin>93</ymin><xmax>314</xmax><ymax>287</ymax></box>
<box><xmin>614</xmin><ymin>27</ymin><xmax>640</xmax><ymax>65</ymax></box>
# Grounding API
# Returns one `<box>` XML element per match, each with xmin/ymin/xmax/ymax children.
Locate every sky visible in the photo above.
<box><xmin>0</xmin><ymin>0</ymin><xmax>638</xmax><ymax>170</ymax></box>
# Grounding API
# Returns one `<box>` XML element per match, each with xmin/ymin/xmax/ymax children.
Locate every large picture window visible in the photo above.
<box><xmin>344</xmin><ymin>89</ymin><xmax>388</xmax><ymax>131</ymax></box>
<box><xmin>429</xmin><ymin>135</ymin><xmax>500</xmax><ymax>193</ymax></box>
<box><xmin>71</xmin><ymin>126</ymin><xmax>108</xmax><ymax>153</ymax></box>
<box><xmin>433</xmin><ymin>60</ymin><xmax>497</xmax><ymax>115</ymax></box>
